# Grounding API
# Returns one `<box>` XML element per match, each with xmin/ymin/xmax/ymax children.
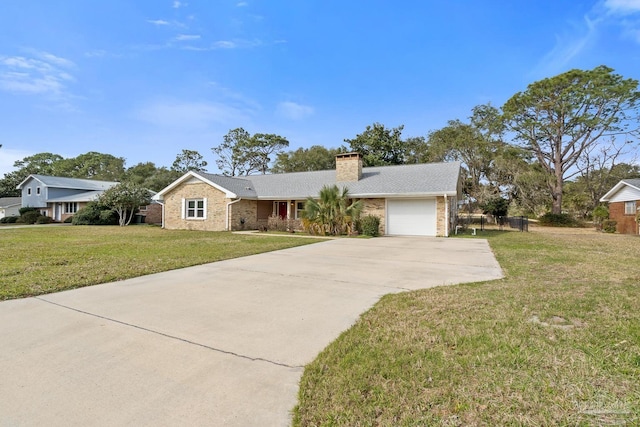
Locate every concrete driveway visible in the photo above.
<box><xmin>0</xmin><ymin>237</ymin><xmax>502</xmax><ymax>426</ymax></box>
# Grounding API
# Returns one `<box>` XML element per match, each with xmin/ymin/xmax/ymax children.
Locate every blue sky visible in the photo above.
<box><xmin>1</xmin><ymin>0</ymin><xmax>639</xmax><ymax>175</ymax></box>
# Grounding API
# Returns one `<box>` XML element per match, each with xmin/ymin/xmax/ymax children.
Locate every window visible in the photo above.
<box><xmin>296</xmin><ymin>201</ymin><xmax>305</xmax><ymax>219</ymax></box>
<box><xmin>184</xmin><ymin>198</ymin><xmax>206</xmax><ymax>219</ymax></box>
<box><xmin>625</xmin><ymin>201</ymin><xmax>637</xmax><ymax>215</ymax></box>
<box><xmin>64</xmin><ymin>202</ymin><xmax>78</xmax><ymax>214</ymax></box>
<box><xmin>36</xmin><ymin>187</ymin><xmax>41</xmax><ymax>195</ymax></box>
<box><xmin>27</xmin><ymin>188</ymin><xmax>32</xmax><ymax>195</ymax></box>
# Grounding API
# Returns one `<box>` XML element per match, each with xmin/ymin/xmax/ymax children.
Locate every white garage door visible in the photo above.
<box><xmin>387</xmin><ymin>198</ymin><xmax>436</xmax><ymax>236</ymax></box>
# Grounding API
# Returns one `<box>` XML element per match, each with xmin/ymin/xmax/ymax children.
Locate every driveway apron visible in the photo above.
<box><xmin>0</xmin><ymin>237</ymin><xmax>502</xmax><ymax>426</ymax></box>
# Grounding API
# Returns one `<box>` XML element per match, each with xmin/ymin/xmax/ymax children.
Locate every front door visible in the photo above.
<box><xmin>277</xmin><ymin>202</ymin><xmax>288</xmax><ymax>219</ymax></box>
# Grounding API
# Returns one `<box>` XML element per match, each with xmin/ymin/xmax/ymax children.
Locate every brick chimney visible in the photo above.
<box><xmin>336</xmin><ymin>152</ymin><xmax>363</xmax><ymax>182</ymax></box>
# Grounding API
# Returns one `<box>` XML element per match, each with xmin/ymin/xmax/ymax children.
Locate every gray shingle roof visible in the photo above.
<box><xmin>0</xmin><ymin>197</ymin><xmax>21</xmax><ymax>207</ymax></box>
<box><xmin>47</xmin><ymin>191</ymin><xmax>105</xmax><ymax>203</ymax></box>
<box><xmin>19</xmin><ymin>175</ymin><xmax>118</xmax><ymax>191</ymax></box>
<box><xmin>622</xmin><ymin>178</ymin><xmax>640</xmax><ymax>189</ymax></box>
<box><xmin>197</xmin><ymin>162</ymin><xmax>461</xmax><ymax>200</ymax></box>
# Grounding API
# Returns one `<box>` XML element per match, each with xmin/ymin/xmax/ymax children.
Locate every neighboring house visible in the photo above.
<box><xmin>0</xmin><ymin>197</ymin><xmax>21</xmax><ymax>219</ymax></box>
<box><xmin>600</xmin><ymin>178</ymin><xmax>640</xmax><ymax>235</ymax></box>
<box><xmin>138</xmin><ymin>201</ymin><xmax>163</xmax><ymax>225</ymax></box>
<box><xmin>153</xmin><ymin>153</ymin><xmax>462</xmax><ymax>237</ymax></box>
<box><xmin>17</xmin><ymin>175</ymin><xmax>118</xmax><ymax>222</ymax></box>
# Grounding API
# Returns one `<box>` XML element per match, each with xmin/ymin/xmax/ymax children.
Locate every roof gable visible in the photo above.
<box><xmin>600</xmin><ymin>178</ymin><xmax>640</xmax><ymax>202</ymax></box>
<box><xmin>153</xmin><ymin>171</ymin><xmax>240</xmax><ymax>199</ymax></box>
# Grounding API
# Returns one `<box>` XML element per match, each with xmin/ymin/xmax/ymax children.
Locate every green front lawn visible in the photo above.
<box><xmin>293</xmin><ymin>230</ymin><xmax>640</xmax><ymax>426</ymax></box>
<box><xmin>0</xmin><ymin>225</ymin><xmax>318</xmax><ymax>300</ymax></box>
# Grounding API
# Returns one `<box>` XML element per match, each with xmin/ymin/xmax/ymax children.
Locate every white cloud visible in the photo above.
<box><xmin>276</xmin><ymin>101</ymin><xmax>314</xmax><ymax>120</ymax></box>
<box><xmin>175</xmin><ymin>34</ymin><xmax>201</xmax><ymax>41</ymax></box>
<box><xmin>0</xmin><ymin>52</ymin><xmax>76</xmax><ymax>97</ymax></box>
<box><xmin>213</xmin><ymin>40</ymin><xmax>237</xmax><ymax>49</ymax></box>
<box><xmin>173</xmin><ymin>1</ymin><xmax>185</xmax><ymax>8</ymax></box>
<box><xmin>0</xmin><ymin>148</ymin><xmax>34</xmax><ymax>175</ymax></box>
<box><xmin>604</xmin><ymin>0</ymin><xmax>640</xmax><ymax>14</ymax></box>
<box><xmin>148</xmin><ymin>19</ymin><xmax>170</xmax><ymax>26</ymax></box>
<box><xmin>133</xmin><ymin>100</ymin><xmax>250</xmax><ymax>129</ymax></box>
<box><xmin>531</xmin><ymin>0</ymin><xmax>640</xmax><ymax>77</ymax></box>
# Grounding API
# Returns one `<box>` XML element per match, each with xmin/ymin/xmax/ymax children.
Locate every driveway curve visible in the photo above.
<box><xmin>0</xmin><ymin>236</ymin><xmax>502</xmax><ymax>426</ymax></box>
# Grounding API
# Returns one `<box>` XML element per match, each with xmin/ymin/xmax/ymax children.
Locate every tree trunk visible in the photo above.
<box><xmin>551</xmin><ymin>169</ymin><xmax>564</xmax><ymax>214</ymax></box>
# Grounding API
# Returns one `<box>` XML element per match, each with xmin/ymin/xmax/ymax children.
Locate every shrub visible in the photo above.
<box><xmin>18</xmin><ymin>210</ymin><xmax>42</xmax><ymax>224</ymax></box>
<box><xmin>538</xmin><ymin>212</ymin><xmax>582</xmax><ymax>227</ymax></box>
<box><xmin>72</xmin><ymin>203</ymin><xmax>118</xmax><ymax>225</ymax></box>
<box><xmin>360</xmin><ymin>215</ymin><xmax>380</xmax><ymax>237</ymax></box>
<box><xmin>602</xmin><ymin>219</ymin><xmax>617</xmax><ymax>233</ymax></box>
<box><xmin>592</xmin><ymin>205</ymin><xmax>609</xmax><ymax>229</ymax></box>
<box><xmin>19</xmin><ymin>207</ymin><xmax>38</xmax><ymax>216</ymax></box>
<box><xmin>63</xmin><ymin>216</ymin><xmax>73</xmax><ymax>223</ymax></box>
<box><xmin>36</xmin><ymin>216</ymin><xmax>53</xmax><ymax>224</ymax></box>
<box><xmin>0</xmin><ymin>216</ymin><xmax>19</xmax><ymax>224</ymax></box>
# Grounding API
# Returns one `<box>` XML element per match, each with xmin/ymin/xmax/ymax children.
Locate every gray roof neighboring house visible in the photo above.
<box><xmin>17</xmin><ymin>174</ymin><xmax>118</xmax><ymax>191</ymax></box>
<box><xmin>155</xmin><ymin>162</ymin><xmax>462</xmax><ymax>201</ymax></box>
<box><xmin>47</xmin><ymin>191</ymin><xmax>106</xmax><ymax>203</ymax></box>
<box><xmin>0</xmin><ymin>197</ymin><xmax>22</xmax><ymax>208</ymax></box>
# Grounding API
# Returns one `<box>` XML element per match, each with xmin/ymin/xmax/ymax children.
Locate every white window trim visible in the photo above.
<box><xmin>624</xmin><ymin>201</ymin><xmax>636</xmax><ymax>215</ymax></box>
<box><xmin>183</xmin><ymin>198</ymin><xmax>207</xmax><ymax>220</ymax></box>
<box><xmin>64</xmin><ymin>202</ymin><xmax>78</xmax><ymax>214</ymax></box>
<box><xmin>295</xmin><ymin>201</ymin><xmax>305</xmax><ymax>219</ymax></box>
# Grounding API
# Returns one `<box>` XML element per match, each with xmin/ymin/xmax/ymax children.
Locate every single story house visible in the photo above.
<box><xmin>0</xmin><ymin>197</ymin><xmax>21</xmax><ymax>219</ymax></box>
<box><xmin>17</xmin><ymin>175</ymin><xmax>118</xmax><ymax>222</ymax></box>
<box><xmin>600</xmin><ymin>178</ymin><xmax>640</xmax><ymax>235</ymax></box>
<box><xmin>153</xmin><ymin>153</ymin><xmax>462</xmax><ymax>237</ymax></box>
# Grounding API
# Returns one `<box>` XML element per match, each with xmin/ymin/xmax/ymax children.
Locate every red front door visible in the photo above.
<box><xmin>277</xmin><ymin>202</ymin><xmax>288</xmax><ymax>219</ymax></box>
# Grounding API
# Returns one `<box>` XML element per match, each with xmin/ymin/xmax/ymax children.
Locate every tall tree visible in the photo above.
<box><xmin>124</xmin><ymin>162</ymin><xmax>180</xmax><ymax>192</ymax></box>
<box><xmin>343</xmin><ymin>123</ymin><xmax>405</xmax><ymax>166</ymax></box>
<box><xmin>502</xmin><ymin>65</ymin><xmax>640</xmax><ymax>214</ymax></box>
<box><xmin>171</xmin><ymin>149</ymin><xmax>208</xmax><ymax>173</ymax></box>
<box><xmin>212</xmin><ymin>128</ymin><xmax>289</xmax><ymax>175</ymax></box>
<box><xmin>57</xmin><ymin>152</ymin><xmax>126</xmax><ymax>181</ymax></box>
<box><xmin>248</xmin><ymin>133</ymin><xmax>289</xmax><ymax>174</ymax></box>
<box><xmin>212</xmin><ymin>128</ymin><xmax>252</xmax><ymax>176</ymax></box>
<box><xmin>12</xmin><ymin>152</ymin><xmax>65</xmax><ymax>175</ymax></box>
<box><xmin>272</xmin><ymin>146</ymin><xmax>340</xmax><ymax>173</ymax></box>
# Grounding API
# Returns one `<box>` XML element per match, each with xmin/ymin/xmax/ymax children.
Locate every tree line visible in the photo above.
<box><xmin>2</xmin><ymin>65</ymin><xmax>639</xmax><ymax>220</ymax></box>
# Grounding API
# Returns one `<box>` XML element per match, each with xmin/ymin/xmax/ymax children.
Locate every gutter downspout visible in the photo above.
<box><xmin>226</xmin><ymin>198</ymin><xmax>242</xmax><ymax>231</ymax></box>
<box><xmin>157</xmin><ymin>201</ymin><xmax>165</xmax><ymax>229</ymax></box>
<box><xmin>444</xmin><ymin>194</ymin><xmax>449</xmax><ymax>237</ymax></box>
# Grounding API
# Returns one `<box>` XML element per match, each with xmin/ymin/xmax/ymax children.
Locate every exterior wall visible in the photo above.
<box><xmin>609</xmin><ymin>201</ymin><xmax>639</xmax><ymax>235</ymax></box>
<box><xmin>229</xmin><ymin>199</ymin><xmax>259</xmax><ymax>230</ymax></box>
<box><xmin>141</xmin><ymin>203</ymin><xmax>162</xmax><ymax>224</ymax></box>
<box><xmin>0</xmin><ymin>205</ymin><xmax>20</xmax><ymax>218</ymax></box>
<box><xmin>21</xmin><ymin>179</ymin><xmax>47</xmax><ymax>208</ymax></box>
<box><xmin>436</xmin><ymin>196</ymin><xmax>446</xmax><ymax>237</ymax></box>
<box><xmin>360</xmin><ymin>198</ymin><xmax>386</xmax><ymax>235</ymax></box>
<box><xmin>336</xmin><ymin>153</ymin><xmax>363</xmax><ymax>182</ymax></box>
<box><xmin>163</xmin><ymin>181</ymin><xmax>228</xmax><ymax>231</ymax></box>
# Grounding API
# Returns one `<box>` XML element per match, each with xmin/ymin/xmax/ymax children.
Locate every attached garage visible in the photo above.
<box><xmin>386</xmin><ymin>198</ymin><xmax>437</xmax><ymax>236</ymax></box>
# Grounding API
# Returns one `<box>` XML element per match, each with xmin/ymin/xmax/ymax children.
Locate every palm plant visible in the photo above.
<box><xmin>302</xmin><ymin>185</ymin><xmax>362</xmax><ymax>235</ymax></box>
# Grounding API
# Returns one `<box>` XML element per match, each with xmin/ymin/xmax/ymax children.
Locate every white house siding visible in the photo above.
<box><xmin>607</xmin><ymin>186</ymin><xmax>640</xmax><ymax>202</ymax></box>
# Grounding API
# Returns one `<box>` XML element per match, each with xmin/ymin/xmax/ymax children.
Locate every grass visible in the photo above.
<box><xmin>0</xmin><ymin>225</ymin><xmax>318</xmax><ymax>300</ymax></box>
<box><xmin>293</xmin><ymin>229</ymin><xmax>640</xmax><ymax>426</ymax></box>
